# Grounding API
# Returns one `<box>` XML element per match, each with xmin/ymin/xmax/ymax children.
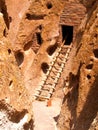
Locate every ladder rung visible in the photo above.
<box><xmin>34</xmin><ymin>45</ymin><xmax>72</xmax><ymax>101</ymax></box>
<box><xmin>37</xmin><ymin>95</ymin><xmax>50</xmax><ymax>101</ymax></box>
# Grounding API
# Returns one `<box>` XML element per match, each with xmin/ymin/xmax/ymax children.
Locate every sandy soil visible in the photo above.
<box><xmin>33</xmin><ymin>98</ymin><xmax>62</xmax><ymax>130</ymax></box>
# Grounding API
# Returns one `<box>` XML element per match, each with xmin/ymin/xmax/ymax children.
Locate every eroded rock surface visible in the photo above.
<box><xmin>89</xmin><ymin>113</ymin><xmax>98</xmax><ymax>130</ymax></box>
<box><xmin>58</xmin><ymin>1</ymin><xmax>98</xmax><ymax>130</ymax></box>
<box><xmin>0</xmin><ymin>0</ymin><xmax>98</xmax><ymax>130</ymax></box>
<box><xmin>0</xmin><ymin>4</ymin><xmax>33</xmax><ymax>129</ymax></box>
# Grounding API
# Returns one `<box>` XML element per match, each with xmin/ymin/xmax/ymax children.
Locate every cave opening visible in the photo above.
<box><xmin>46</xmin><ymin>2</ymin><xmax>53</xmax><ymax>9</ymax></box>
<box><xmin>15</xmin><ymin>52</ymin><xmax>24</xmax><ymax>66</ymax></box>
<box><xmin>47</xmin><ymin>43</ymin><xmax>58</xmax><ymax>56</ymax></box>
<box><xmin>36</xmin><ymin>33</ymin><xmax>42</xmax><ymax>45</ymax></box>
<box><xmin>93</xmin><ymin>49</ymin><xmax>98</xmax><ymax>58</ymax></box>
<box><xmin>41</xmin><ymin>62</ymin><xmax>49</xmax><ymax>74</ymax></box>
<box><xmin>62</xmin><ymin>25</ymin><xmax>73</xmax><ymax>45</ymax></box>
<box><xmin>87</xmin><ymin>74</ymin><xmax>91</xmax><ymax>80</ymax></box>
<box><xmin>8</xmin><ymin>49</ymin><xmax>11</xmax><ymax>54</ymax></box>
<box><xmin>86</xmin><ymin>64</ymin><xmax>93</xmax><ymax>70</ymax></box>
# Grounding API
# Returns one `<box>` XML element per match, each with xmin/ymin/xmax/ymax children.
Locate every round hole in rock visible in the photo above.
<box><xmin>93</xmin><ymin>49</ymin><xmax>98</xmax><ymax>58</ymax></box>
<box><xmin>47</xmin><ymin>43</ymin><xmax>58</xmax><ymax>56</ymax></box>
<box><xmin>26</xmin><ymin>13</ymin><xmax>31</xmax><ymax>19</ymax></box>
<box><xmin>15</xmin><ymin>52</ymin><xmax>24</xmax><ymax>66</ymax></box>
<box><xmin>24</xmin><ymin>42</ymin><xmax>32</xmax><ymax>51</ymax></box>
<box><xmin>39</xmin><ymin>25</ymin><xmax>42</xmax><ymax>30</ymax></box>
<box><xmin>41</xmin><ymin>62</ymin><xmax>49</xmax><ymax>74</ymax></box>
<box><xmin>87</xmin><ymin>74</ymin><xmax>91</xmax><ymax>79</ymax></box>
<box><xmin>46</xmin><ymin>2</ymin><xmax>53</xmax><ymax>9</ymax></box>
<box><xmin>86</xmin><ymin>64</ymin><xmax>93</xmax><ymax>69</ymax></box>
<box><xmin>90</xmin><ymin>58</ymin><xmax>94</xmax><ymax>62</ymax></box>
<box><xmin>8</xmin><ymin>49</ymin><xmax>11</xmax><ymax>54</ymax></box>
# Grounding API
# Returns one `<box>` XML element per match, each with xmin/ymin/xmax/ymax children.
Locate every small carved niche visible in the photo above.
<box><xmin>41</xmin><ymin>62</ymin><xmax>49</xmax><ymax>74</ymax></box>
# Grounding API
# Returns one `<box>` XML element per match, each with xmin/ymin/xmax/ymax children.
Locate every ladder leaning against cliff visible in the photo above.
<box><xmin>33</xmin><ymin>41</ymin><xmax>73</xmax><ymax>101</ymax></box>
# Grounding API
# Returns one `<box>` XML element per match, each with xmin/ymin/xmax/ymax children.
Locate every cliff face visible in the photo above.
<box><xmin>0</xmin><ymin>0</ymin><xmax>98</xmax><ymax>130</ymax></box>
<box><xmin>8</xmin><ymin>0</ymin><xmax>67</xmax><ymax>95</ymax></box>
<box><xmin>0</xmin><ymin>2</ymin><xmax>33</xmax><ymax>129</ymax></box>
<box><xmin>58</xmin><ymin>1</ymin><xmax>98</xmax><ymax>130</ymax></box>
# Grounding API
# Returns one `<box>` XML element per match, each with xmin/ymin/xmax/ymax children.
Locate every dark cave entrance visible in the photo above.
<box><xmin>47</xmin><ymin>43</ymin><xmax>58</xmax><ymax>56</ymax></box>
<box><xmin>41</xmin><ymin>62</ymin><xmax>49</xmax><ymax>74</ymax></box>
<box><xmin>36</xmin><ymin>33</ymin><xmax>42</xmax><ymax>45</ymax></box>
<box><xmin>62</xmin><ymin>25</ymin><xmax>73</xmax><ymax>45</ymax></box>
<box><xmin>15</xmin><ymin>52</ymin><xmax>24</xmax><ymax>66</ymax></box>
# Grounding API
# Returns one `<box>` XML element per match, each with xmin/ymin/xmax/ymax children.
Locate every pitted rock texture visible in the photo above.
<box><xmin>0</xmin><ymin>0</ymin><xmax>98</xmax><ymax>130</ymax></box>
<box><xmin>5</xmin><ymin>0</ymin><xmax>30</xmax><ymax>43</ymax></box>
<box><xmin>0</xmin><ymin>6</ymin><xmax>33</xmax><ymax>130</ymax></box>
<box><xmin>10</xmin><ymin>0</ymin><xmax>68</xmax><ymax>96</ymax></box>
<box><xmin>58</xmin><ymin>1</ymin><xmax>98</xmax><ymax>130</ymax></box>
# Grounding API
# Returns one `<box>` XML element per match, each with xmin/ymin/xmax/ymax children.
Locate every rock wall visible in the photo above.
<box><xmin>0</xmin><ymin>2</ymin><xmax>33</xmax><ymax>129</ymax></box>
<box><xmin>10</xmin><ymin>0</ymin><xmax>67</xmax><ymax>95</ymax></box>
<box><xmin>89</xmin><ymin>113</ymin><xmax>98</xmax><ymax>130</ymax></box>
<box><xmin>0</xmin><ymin>0</ymin><xmax>98</xmax><ymax>129</ymax></box>
<box><xmin>58</xmin><ymin>1</ymin><xmax>98</xmax><ymax>130</ymax></box>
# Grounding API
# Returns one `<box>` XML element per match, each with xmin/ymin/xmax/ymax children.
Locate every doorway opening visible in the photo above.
<box><xmin>62</xmin><ymin>25</ymin><xmax>73</xmax><ymax>45</ymax></box>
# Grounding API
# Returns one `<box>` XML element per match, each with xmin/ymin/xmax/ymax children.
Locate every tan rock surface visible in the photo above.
<box><xmin>11</xmin><ymin>0</ymin><xmax>67</xmax><ymax>96</ymax></box>
<box><xmin>0</xmin><ymin>8</ymin><xmax>33</xmax><ymax>130</ymax></box>
<box><xmin>0</xmin><ymin>0</ymin><xmax>98</xmax><ymax>130</ymax></box>
<box><xmin>89</xmin><ymin>113</ymin><xmax>98</xmax><ymax>130</ymax></box>
<box><xmin>58</xmin><ymin>1</ymin><xmax>98</xmax><ymax>130</ymax></box>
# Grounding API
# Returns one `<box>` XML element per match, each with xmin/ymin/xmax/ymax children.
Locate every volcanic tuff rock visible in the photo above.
<box><xmin>0</xmin><ymin>0</ymin><xmax>98</xmax><ymax>130</ymax></box>
<box><xmin>58</xmin><ymin>1</ymin><xmax>98</xmax><ymax>130</ymax></box>
<box><xmin>0</xmin><ymin>8</ymin><xmax>33</xmax><ymax>130</ymax></box>
<box><xmin>8</xmin><ymin>0</ymin><xmax>67</xmax><ymax>96</ymax></box>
